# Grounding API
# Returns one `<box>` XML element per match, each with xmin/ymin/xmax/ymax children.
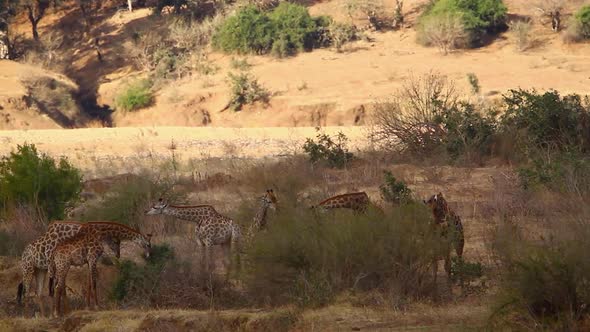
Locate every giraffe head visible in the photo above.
<box><xmin>104</xmin><ymin>237</ymin><xmax>121</xmax><ymax>258</ymax></box>
<box><xmin>145</xmin><ymin>198</ymin><xmax>167</xmax><ymax>215</ymax></box>
<box><xmin>133</xmin><ymin>233</ymin><xmax>152</xmax><ymax>258</ymax></box>
<box><xmin>263</xmin><ymin>189</ymin><xmax>278</xmax><ymax>211</ymax></box>
<box><xmin>424</xmin><ymin>192</ymin><xmax>448</xmax><ymax>221</ymax></box>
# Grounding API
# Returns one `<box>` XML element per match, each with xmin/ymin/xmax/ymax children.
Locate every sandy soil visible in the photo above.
<box><xmin>0</xmin><ymin>126</ymin><xmax>369</xmax><ymax>174</ymax></box>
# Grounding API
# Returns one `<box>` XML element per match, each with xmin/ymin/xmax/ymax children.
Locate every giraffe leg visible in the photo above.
<box><xmin>90</xmin><ymin>263</ymin><xmax>99</xmax><ymax>309</ymax></box>
<box><xmin>86</xmin><ymin>266</ymin><xmax>92</xmax><ymax>309</ymax></box>
<box><xmin>35</xmin><ymin>269</ymin><xmax>47</xmax><ymax>317</ymax></box>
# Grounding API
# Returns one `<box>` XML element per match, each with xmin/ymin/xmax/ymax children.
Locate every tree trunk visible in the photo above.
<box><xmin>127</xmin><ymin>0</ymin><xmax>133</xmax><ymax>12</ymax></box>
<box><xmin>27</xmin><ymin>6</ymin><xmax>40</xmax><ymax>41</ymax></box>
<box><xmin>31</xmin><ymin>20</ymin><xmax>39</xmax><ymax>41</ymax></box>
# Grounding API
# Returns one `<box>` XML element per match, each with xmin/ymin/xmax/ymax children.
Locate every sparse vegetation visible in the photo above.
<box><xmin>303</xmin><ymin>131</ymin><xmax>354</xmax><ymax>169</ymax></box>
<box><xmin>226</xmin><ymin>72</ymin><xmax>270</xmax><ymax>112</ymax></box>
<box><xmin>466</xmin><ymin>72</ymin><xmax>480</xmax><ymax>94</ymax></box>
<box><xmin>244</xmin><ymin>202</ymin><xmax>447</xmax><ymax>307</ymax></box>
<box><xmin>510</xmin><ymin>20</ymin><xmax>533</xmax><ymax>51</ymax></box>
<box><xmin>115</xmin><ymin>79</ymin><xmax>154</xmax><ymax>112</ymax></box>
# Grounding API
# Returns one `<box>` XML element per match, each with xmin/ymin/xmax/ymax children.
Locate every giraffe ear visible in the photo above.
<box><xmin>438</xmin><ymin>192</ymin><xmax>443</xmax><ymax>198</ymax></box>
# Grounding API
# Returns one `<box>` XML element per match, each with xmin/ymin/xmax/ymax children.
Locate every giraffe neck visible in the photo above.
<box><xmin>162</xmin><ymin>205</ymin><xmax>218</xmax><ymax>224</ymax></box>
<box><xmin>252</xmin><ymin>197</ymin><xmax>270</xmax><ymax>230</ymax></box>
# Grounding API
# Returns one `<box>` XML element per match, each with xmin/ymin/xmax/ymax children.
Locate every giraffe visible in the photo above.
<box><xmin>312</xmin><ymin>192</ymin><xmax>370</xmax><ymax>213</ymax></box>
<box><xmin>16</xmin><ymin>221</ymin><xmax>120</xmax><ymax>317</ymax></box>
<box><xmin>246</xmin><ymin>189</ymin><xmax>278</xmax><ymax>239</ymax></box>
<box><xmin>424</xmin><ymin>192</ymin><xmax>465</xmax><ymax>288</ymax></box>
<box><xmin>145</xmin><ymin>199</ymin><xmax>241</xmax><ymax>272</ymax></box>
<box><xmin>49</xmin><ymin>225</ymin><xmax>151</xmax><ymax>317</ymax></box>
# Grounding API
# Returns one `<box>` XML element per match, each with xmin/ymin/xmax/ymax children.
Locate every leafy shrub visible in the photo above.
<box><xmin>303</xmin><ymin>131</ymin><xmax>354</xmax><ymax>169</ymax></box>
<box><xmin>268</xmin><ymin>2</ymin><xmax>322</xmax><ymax>57</ymax></box>
<box><xmin>115</xmin><ymin>79</ymin><xmax>153</xmax><ymax>112</ymax></box>
<box><xmin>226</xmin><ymin>72</ymin><xmax>271</xmax><ymax>112</ymax></box>
<box><xmin>439</xmin><ymin>102</ymin><xmax>498</xmax><ymax>161</ymax></box>
<box><xmin>212</xmin><ymin>3</ymin><xmax>329</xmax><ymax>57</ymax></box>
<box><xmin>244</xmin><ymin>202</ymin><xmax>448</xmax><ymax>307</ymax></box>
<box><xmin>0</xmin><ymin>144</ymin><xmax>82</xmax><ymax>220</ymax></box>
<box><xmin>500</xmin><ymin>89</ymin><xmax>590</xmax><ymax>153</ymax></box>
<box><xmin>111</xmin><ymin>244</ymin><xmax>175</xmax><ymax>303</ymax></box>
<box><xmin>419</xmin><ymin>0</ymin><xmax>508</xmax><ymax>47</ymax></box>
<box><xmin>574</xmin><ymin>5</ymin><xmax>590</xmax><ymax>39</ymax></box>
<box><xmin>449</xmin><ymin>257</ymin><xmax>483</xmax><ymax>285</ymax></box>
<box><xmin>213</xmin><ymin>5</ymin><xmax>275</xmax><ymax>55</ymax></box>
<box><xmin>379</xmin><ymin>171</ymin><xmax>412</xmax><ymax>205</ymax></box>
<box><xmin>518</xmin><ymin>152</ymin><xmax>590</xmax><ymax>194</ymax></box>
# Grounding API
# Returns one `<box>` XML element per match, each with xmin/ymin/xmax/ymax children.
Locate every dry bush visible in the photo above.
<box><xmin>562</xmin><ymin>17</ymin><xmax>585</xmax><ymax>43</ymax></box>
<box><xmin>0</xmin><ymin>205</ymin><xmax>46</xmax><ymax>256</ymax></box>
<box><xmin>490</xmin><ymin>198</ymin><xmax>590</xmax><ymax>330</ymax></box>
<box><xmin>369</xmin><ymin>72</ymin><xmax>458</xmax><ymax>155</ymax></box>
<box><xmin>510</xmin><ymin>20</ymin><xmax>533</xmax><ymax>51</ymax></box>
<box><xmin>243</xmin><ymin>201</ymin><xmax>447</xmax><ymax>308</ymax></box>
<box><xmin>420</xmin><ymin>13</ymin><xmax>468</xmax><ymax>54</ymax></box>
<box><xmin>342</xmin><ymin>0</ymin><xmax>387</xmax><ymax>31</ymax></box>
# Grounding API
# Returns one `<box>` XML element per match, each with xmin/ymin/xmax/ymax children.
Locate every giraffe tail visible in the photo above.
<box><xmin>16</xmin><ymin>282</ymin><xmax>24</xmax><ymax>305</ymax></box>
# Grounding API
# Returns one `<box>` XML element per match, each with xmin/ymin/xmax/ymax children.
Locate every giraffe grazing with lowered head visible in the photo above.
<box><xmin>17</xmin><ymin>221</ymin><xmax>120</xmax><ymax>317</ymax></box>
<box><xmin>424</xmin><ymin>192</ymin><xmax>465</xmax><ymax>288</ymax></box>
<box><xmin>145</xmin><ymin>199</ymin><xmax>241</xmax><ymax>272</ymax></box>
<box><xmin>49</xmin><ymin>224</ymin><xmax>151</xmax><ymax>317</ymax></box>
<box><xmin>312</xmin><ymin>192</ymin><xmax>370</xmax><ymax>213</ymax></box>
<box><xmin>247</xmin><ymin>189</ymin><xmax>278</xmax><ymax>239</ymax></box>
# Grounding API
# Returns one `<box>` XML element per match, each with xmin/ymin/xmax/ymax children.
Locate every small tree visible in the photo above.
<box><xmin>370</xmin><ymin>71</ymin><xmax>458</xmax><ymax>154</ymax></box>
<box><xmin>379</xmin><ymin>171</ymin><xmax>412</xmax><ymax>204</ymax></box>
<box><xmin>421</xmin><ymin>12</ymin><xmax>467</xmax><ymax>54</ymax></box>
<box><xmin>0</xmin><ymin>144</ymin><xmax>82</xmax><ymax>220</ymax></box>
<box><xmin>303</xmin><ymin>131</ymin><xmax>353</xmax><ymax>168</ymax></box>
<box><xmin>535</xmin><ymin>0</ymin><xmax>564</xmax><ymax>32</ymax></box>
<box><xmin>21</xmin><ymin>0</ymin><xmax>52</xmax><ymax>41</ymax></box>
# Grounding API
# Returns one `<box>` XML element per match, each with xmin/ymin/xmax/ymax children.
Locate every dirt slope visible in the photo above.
<box><xmin>1</xmin><ymin>0</ymin><xmax>589</xmax><ymax>129</ymax></box>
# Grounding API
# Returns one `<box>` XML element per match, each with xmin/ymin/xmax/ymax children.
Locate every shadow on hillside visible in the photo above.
<box><xmin>44</xmin><ymin>3</ymin><xmax>169</xmax><ymax>127</ymax></box>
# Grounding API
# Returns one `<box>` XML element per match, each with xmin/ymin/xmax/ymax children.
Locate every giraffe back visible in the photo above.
<box><xmin>317</xmin><ymin>192</ymin><xmax>370</xmax><ymax>212</ymax></box>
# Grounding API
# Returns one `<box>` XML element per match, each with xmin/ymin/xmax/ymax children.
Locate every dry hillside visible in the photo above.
<box><xmin>0</xmin><ymin>0</ymin><xmax>589</xmax><ymax>129</ymax></box>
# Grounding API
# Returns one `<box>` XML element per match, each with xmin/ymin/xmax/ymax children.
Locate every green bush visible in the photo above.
<box><xmin>419</xmin><ymin>0</ymin><xmax>507</xmax><ymax>46</ymax></box>
<box><xmin>212</xmin><ymin>3</ymin><xmax>330</xmax><ymax>57</ymax></box>
<box><xmin>0</xmin><ymin>144</ymin><xmax>82</xmax><ymax>220</ymax></box>
<box><xmin>574</xmin><ymin>5</ymin><xmax>590</xmax><ymax>39</ymax></box>
<box><xmin>501</xmin><ymin>89</ymin><xmax>590</xmax><ymax>153</ymax></box>
<box><xmin>244</xmin><ymin>202</ymin><xmax>448</xmax><ymax>307</ymax></box>
<box><xmin>227</xmin><ymin>72</ymin><xmax>271</xmax><ymax>112</ymax></box>
<box><xmin>115</xmin><ymin>79</ymin><xmax>153</xmax><ymax>112</ymax></box>
<box><xmin>111</xmin><ymin>244</ymin><xmax>174</xmax><ymax>303</ymax></box>
<box><xmin>379</xmin><ymin>171</ymin><xmax>413</xmax><ymax>205</ymax></box>
<box><xmin>303</xmin><ymin>131</ymin><xmax>354</xmax><ymax>169</ymax></box>
<box><xmin>518</xmin><ymin>152</ymin><xmax>590</xmax><ymax>194</ymax></box>
<box><xmin>438</xmin><ymin>102</ymin><xmax>498</xmax><ymax>161</ymax></box>
<box><xmin>212</xmin><ymin>5</ymin><xmax>275</xmax><ymax>55</ymax></box>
